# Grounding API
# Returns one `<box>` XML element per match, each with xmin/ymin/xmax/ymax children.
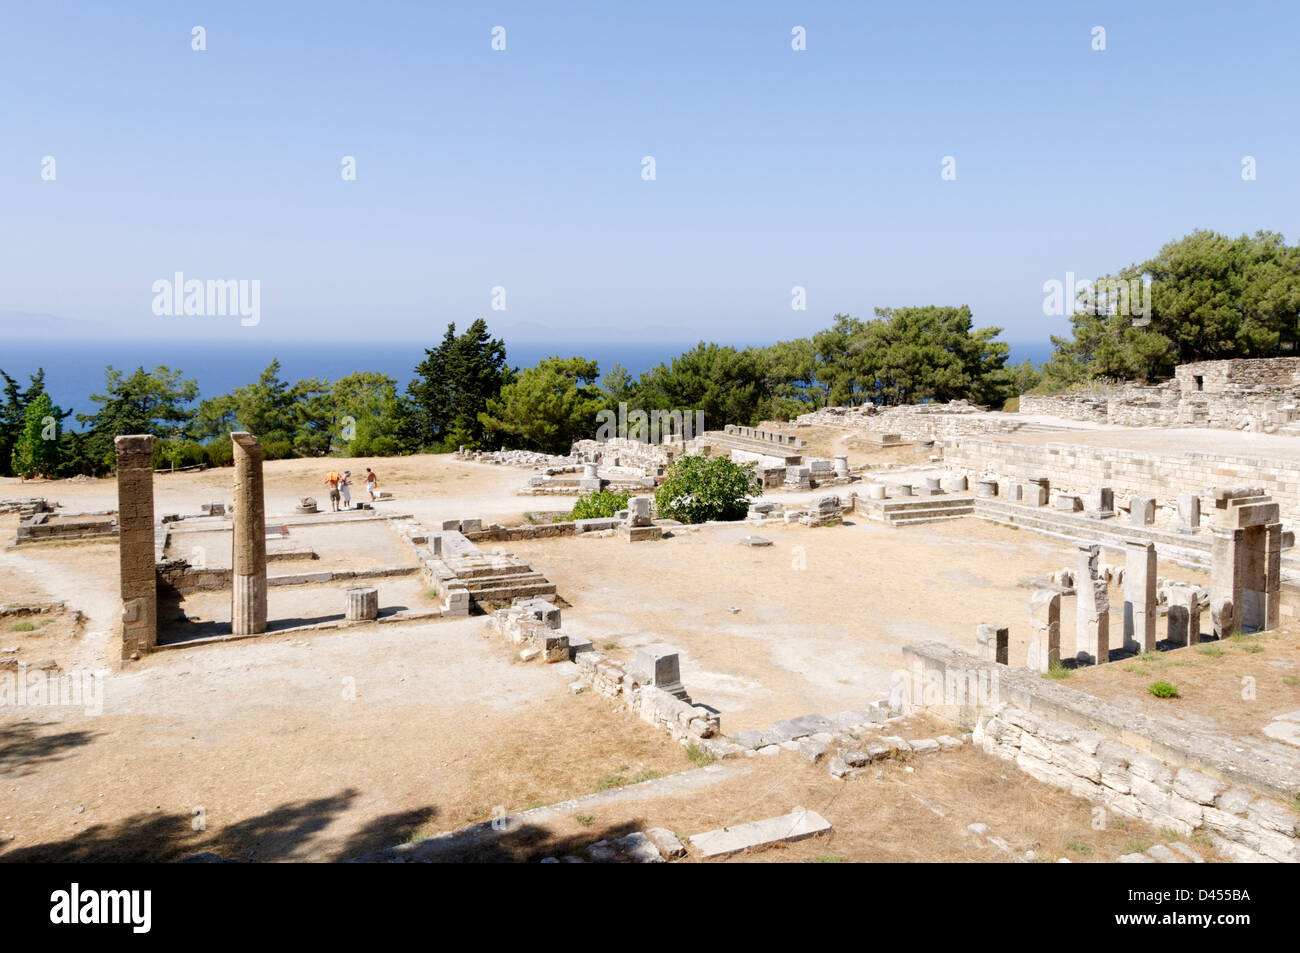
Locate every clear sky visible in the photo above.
<box><xmin>2</xmin><ymin>1</ymin><xmax>1297</xmax><ymax>349</ymax></box>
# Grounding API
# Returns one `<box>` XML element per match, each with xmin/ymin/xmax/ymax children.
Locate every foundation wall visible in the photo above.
<box><xmin>901</xmin><ymin>642</ymin><xmax>1300</xmax><ymax>863</ymax></box>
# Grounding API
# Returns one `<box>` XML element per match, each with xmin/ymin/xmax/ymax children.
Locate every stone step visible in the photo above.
<box><xmin>470</xmin><ymin>580</ymin><xmax>558</xmax><ymax>605</ymax></box>
<box><xmin>888</xmin><ymin>513</ymin><xmax>973</xmax><ymax>527</ymax></box>
<box><xmin>462</xmin><ymin>570</ymin><xmax>551</xmax><ymax>592</ymax></box>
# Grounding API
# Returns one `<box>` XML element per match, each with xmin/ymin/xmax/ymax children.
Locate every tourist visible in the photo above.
<box><xmin>340</xmin><ymin>470</ymin><xmax>352</xmax><ymax>509</ymax></box>
<box><xmin>325</xmin><ymin>470</ymin><xmax>341</xmax><ymax>512</ymax></box>
<box><xmin>365</xmin><ymin>467</ymin><xmax>378</xmax><ymax>501</ymax></box>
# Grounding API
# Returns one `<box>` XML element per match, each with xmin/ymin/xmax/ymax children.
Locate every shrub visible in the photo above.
<box><xmin>570</xmin><ymin>490</ymin><xmax>630</xmax><ymax>521</ymax></box>
<box><xmin>654</xmin><ymin>455</ymin><xmax>753</xmax><ymax>524</ymax></box>
<box><xmin>1148</xmin><ymin>680</ymin><xmax>1179</xmax><ymax>698</ymax></box>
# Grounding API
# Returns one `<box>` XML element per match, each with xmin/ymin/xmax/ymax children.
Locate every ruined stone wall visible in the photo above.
<box><xmin>794</xmin><ymin>400</ymin><xmax>1031</xmax><ymax>441</ymax></box>
<box><xmin>944</xmin><ymin>435</ymin><xmax>1300</xmax><ymax>519</ymax></box>
<box><xmin>570</xmin><ymin>437</ymin><xmax>676</xmax><ymax>473</ymax></box>
<box><xmin>902</xmin><ymin>642</ymin><xmax>1300</xmax><ymax>862</ymax></box>
<box><xmin>1019</xmin><ymin>359</ymin><xmax>1300</xmax><ymax>433</ymax></box>
<box><xmin>1176</xmin><ymin>357</ymin><xmax>1300</xmax><ymax>395</ymax></box>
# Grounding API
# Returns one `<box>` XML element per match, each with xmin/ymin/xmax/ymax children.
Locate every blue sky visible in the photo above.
<box><xmin>2</xmin><ymin>0</ymin><xmax>1296</xmax><ymax>351</ymax></box>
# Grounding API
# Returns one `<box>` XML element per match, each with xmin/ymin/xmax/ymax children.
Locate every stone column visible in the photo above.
<box><xmin>1176</xmin><ymin>493</ymin><xmax>1201</xmax><ymax>533</ymax></box>
<box><xmin>231</xmin><ymin>432</ymin><xmax>267</xmax><ymax>635</ymax></box>
<box><xmin>115</xmin><ymin>435</ymin><xmax>157</xmax><ymax>660</ymax></box>
<box><xmin>1123</xmin><ymin>540</ymin><xmax>1157</xmax><ymax>653</ymax></box>
<box><xmin>1075</xmin><ymin>543</ymin><xmax>1109</xmax><ymax>665</ymax></box>
<box><xmin>1130</xmin><ymin>497</ymin><xmax>1155</xmax><ymax>526</ymax></box>
<box><xmin>1262</xmin><ymin>522</ymin><xmax>1282</xmax><ymax>632</ymax></box>
<box><xmin>1027</xmin><ymin>589</ymin><xmax>1060</xmax><ymax>673</ymax></box>
<box><xmin>1210</xmin><ymin>526</ymin><xmax>1244</xmax><ymax>636</ymax></box>
<box><xmin>1166</xmin><ymin>586</ymin><xmax>1201</xmax><ymax>646</ymax></box>
<box><xmin>345</xmin><ymin>586</ymin><xmax>379</xmax><ymax>621</ymax></box>
<box><xmin>976</xmin><ymin>623</ymin><xmax>1009</xmax><ymax>664</ymax></box>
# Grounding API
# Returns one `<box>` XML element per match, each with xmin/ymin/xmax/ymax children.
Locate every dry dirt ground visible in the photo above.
<box><xmin>1062</xmin><ymin>625</ymin><xmax>1300</xmax><ymax>738</ymax></box>
<box><xmin>505</xmin><ymin>519</ymin><xmax>1207</xmax><ymax>732</ymax></box>
<box><xmin>443</xmin><ymin>741</ymin><xmax>1219</xmax><ymax>863</ymax></box>
<box><xmin>0</xmin><ymin>455</ymin><xmax>1242</xmax><ymax>861</ymax></box>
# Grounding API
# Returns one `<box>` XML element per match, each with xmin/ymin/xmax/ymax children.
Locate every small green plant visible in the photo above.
<box><xmin>597</xmin><ymin>773</ymin><xmax>625</xmax><ymax>791</ymax></box>
<box><xmin>631</xmin><ymin>769</ymin><xmax>663</xmax><ymax>784</ymax></box>
<box><xmin>1148</xmin><ymin>680</ymin><xmax>1179</xmax><ymax>699</ymax></box>
<box><xmin>1283</xmin><ymin>676</ymin><xmax>1299</xmax><ymax>688</ymax></box>
<box><xmin>1197</xmin><ymin>645</ymin><xmax>1225</xmax><ymax>658</ymax></box>
<box><xmin>8</xmin><ymin>621</ymin><xmax>37</xmax><ymax>632</ymax></box>
<box><xmin>1124</xmin><ymin>840</ymin><xmax>1153</xmax><ymax>855</ymax></box>
<box><xmin>526</xmin><ymin>799</ymin><xmax>546</xmax><ymax>810</ymax></box>
<box><xmin>1045</xmin><ymin>661</ymin><xmax>1072</xmax><ymax>680</ymax></box>
<box><xmin>570</xmin><ymin>490</ymin><xmax>631</xmax><ymax>521</ymax></box>
<box><xmin>602</xmin><ymin>641</ymin><xmax>619</xmax><ymax>651</ymax></box>
<box><xmin>1122</xmin><ymin>663</ymin><xmax>1151</xmax><ymax>676</ymax></box>
<box><xmin>1240</xmin><ymin>643</ymin><xmax>1264</xmax><ymax>654</ymax></box>
<box><xmin>574</xmin><ymin>813</ymin><xmax>595</xmax><ymax>827</ymax></box>
<box><xmin>1065</xmin><ymin>840</ymin><xmax>1093</xmax><ymax>855</ymax></box>
<box><xmin>1137</xmin><ymin>651</ymin><xmax>1165</xmax><ymax>664</ymax></box>
<box><xmin>813</xmin><ymin>854</ymin><xmax>842</xmax><ymax>863</ymax></box>
<box><xmin>685</xmin><ymin>742</ymin><xmax>716</xmax><ymax>767</ymax></box>
<box><xmin>1160</xmin><ymin>826</ymin><xmax>1181</xmax><ymax>842</ymax></box>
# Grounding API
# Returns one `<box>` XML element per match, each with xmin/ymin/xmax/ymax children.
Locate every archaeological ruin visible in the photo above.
<box><xmin>3</xmin><ymin>356</ymin><xmax>1300</xmax><ymax>865</ymax></box>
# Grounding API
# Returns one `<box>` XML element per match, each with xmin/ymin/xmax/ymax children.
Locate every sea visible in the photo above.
<box><xmin>0</xmin><ymin>338</ymin><xmax>1055</xmax><ymax>418</ymax></box>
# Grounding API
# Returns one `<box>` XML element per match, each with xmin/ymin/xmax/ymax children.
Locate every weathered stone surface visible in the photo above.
<box><xmin>1124</xmin><ymin>540</ymin><xmax>1158</xmax><ymax>653</ymax></box>
<box><xmin>114</xmin><ymin>435</ymin><xmax>157</xmax><ymax>659</ymax></box>
<box><xmin>976</xmin><ymin>622</ymin><xmax>1009</xmax><ymax>664</ymax></box>
<box><xmin>645</xmin><ymin>827</ymin><xmax>686</xmax><ymax>859</ymax></box>
<box><xmin>1172</xmin><ymin>768</ymin><xmax>1227</xmax><ymax>806</ymax></box>
<box><xmin>688</xmin><ymin>808</ymin><xmax>831</xmax><ymax>858</ymax></box>
<box><xmin>1026</xmin><ymin>589</ymin><xmax>1060</xmax><ymax>672</ymax></box>
<box><xmin>798</xmin><ymin>739</ymin><xmax>829</xmax><ymax>763</ymax></box>
<box><xmin>231</xmin><ymin>432</ymin><xmax>268</xmax><ymax>637</ymax></box>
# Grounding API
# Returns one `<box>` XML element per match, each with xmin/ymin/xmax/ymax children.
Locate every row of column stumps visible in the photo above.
<box><xmin>978</xmin><ymin>487</ymin><xmax>1282</xmax><ymax>670</ymax></box>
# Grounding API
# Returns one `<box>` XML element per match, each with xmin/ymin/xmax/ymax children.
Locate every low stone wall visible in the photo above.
<box><xmin>944</xmin><ymin>434</ymin><xmax>1300</xmax><ymax>521</ymax></box>
<box><xmin>487</xmin><ymin>602</ymin><xmax>722</xmax><ymax>747</ymax></box>
<box><xmin>14</xmin><ymin>511</ymin><xmax>118</xmax><ymax>544</ymax></box>
<box><xmin>576</xmin><ymin>649</ymin><xmax>722</xmax><ymax>745</ymax></box>
<box><xmin>794</xmin><ymin>400</ymin><xmax>1037</xmax><ymax>441</ymax></box>
<box><xmin>900</xmin><ymin>642</ymin><xmax>1300</xmax><ymax>862</ymax></box>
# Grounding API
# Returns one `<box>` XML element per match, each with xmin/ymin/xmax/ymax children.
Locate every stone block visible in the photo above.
<box><xmin>688</xmin><ymin>809</ymin><xmax>831</xmax><ymax>858</ymax></box>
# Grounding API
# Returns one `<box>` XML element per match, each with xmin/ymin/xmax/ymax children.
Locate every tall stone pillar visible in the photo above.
<box><xmin>1027</xmin><ymin>589</ymin><xmax>1060</xmax><ymax>673</ymax></box>
<box><xmin>1075</xmin><ymin>543</ymin><xmax>1109</xmax><ymax>665</ymax></box>
<box><xmin>115</xmin><ymin>435</ymin><xmax>157</xmax><ymax>660</ymax></box>
<box><xmin>1210</xmin><ymin>526</ymin><xmax>1244</xmax><ymax>636</ymax></box>
<box><xmin>231</xmin><ymin>432</ymin><xmax>267</xmax><ymax>635</ymax></box>
<box><xmin>1123</xmin><ymin>540</ymin><xmax>1157</xmax><ymax>653</ymax></box>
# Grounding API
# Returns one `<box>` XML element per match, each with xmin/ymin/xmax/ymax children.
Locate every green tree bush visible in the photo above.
<box><xmin>653</xmin><ymin>455</ymin><xmax>753</xmax><ymax>524</ymax></box>
<box><xmin>569</xmin><ymin>490</ymin><xmax>630</xmax><ymax>520</ymax></box>
<box><xmin>10</xmin><ymin>393</ymin><xmax>62</xmax><ymax>478</ymax></box>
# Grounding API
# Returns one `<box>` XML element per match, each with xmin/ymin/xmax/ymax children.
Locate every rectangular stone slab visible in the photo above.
<box><xmin>688</xmin><ymin>809</ymin><xmax>831</xmax><ymax>858</ymax></box>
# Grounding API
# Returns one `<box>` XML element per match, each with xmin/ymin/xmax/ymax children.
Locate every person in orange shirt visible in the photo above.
<box><xmin>324</xmin><ymin>470</ymin><xmax>341</xmax><ymax>512</ymax></box>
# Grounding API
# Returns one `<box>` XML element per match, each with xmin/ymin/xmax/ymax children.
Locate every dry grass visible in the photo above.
<box><xmin>1067</xmin><ymin>625</ymin><xmax>1300</xmax><ymax>736</ymax></box>
<box><xmin>443</xmin><ymin>744</ymin><xmax>1219</xmax><ymax>863</ymax></box>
